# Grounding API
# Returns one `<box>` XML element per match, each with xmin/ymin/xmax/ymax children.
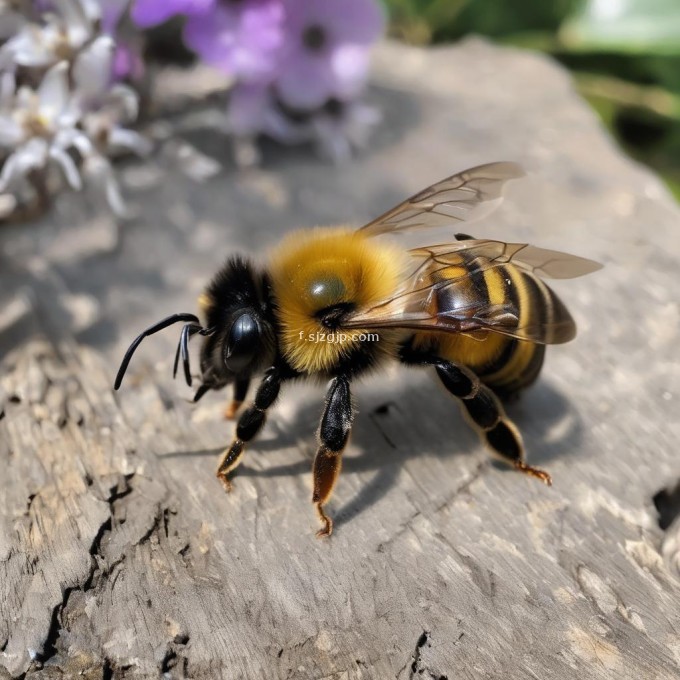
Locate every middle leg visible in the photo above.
<box><xmin>224</xmin><ymin>377</ymin><xmax>251</xmax><ymax>420</ymax></box>
<box><xmin>312</xmin><ymin>375</ymin><xmax>354</xmax><ymax>538</ymax></box>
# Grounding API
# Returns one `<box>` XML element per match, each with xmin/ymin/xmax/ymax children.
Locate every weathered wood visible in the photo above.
<box><xmin>2</xmin><ymin>39</ymin><xmax>680</xmax><ymax>679</ymax></box>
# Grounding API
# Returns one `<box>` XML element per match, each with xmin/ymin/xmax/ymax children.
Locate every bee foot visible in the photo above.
<box><xmin>515</xmin><ymin>461</ymin><xmax>552</xmax><ymax>486</ymax></box>
<box><xmin>314</xmin><ymin>503</ymin><xmax>333</xmax><ymax>538</ymax></box>
<box><xmin>216</xmin><ymin>472</ymin><xmax>234</xmax><ymax>493</ymax></box>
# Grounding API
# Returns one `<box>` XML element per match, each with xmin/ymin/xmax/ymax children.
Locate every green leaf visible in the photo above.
<box><xmin>561</xmin><ymin>0</ymin><xmax>680</xmax><ymax>55</ymax></box>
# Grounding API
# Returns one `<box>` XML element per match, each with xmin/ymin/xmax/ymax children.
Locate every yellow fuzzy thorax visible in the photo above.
<box><xmin>269</xmin><ymin>227</ymin><xmax>405</xmax><ymax>374</ymax></box>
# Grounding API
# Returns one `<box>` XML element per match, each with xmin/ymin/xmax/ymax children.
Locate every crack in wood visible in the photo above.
<box><xmin>34</xmin><ymin>476</ymin><xmax>135</xmax><ymax>666</ymax></box>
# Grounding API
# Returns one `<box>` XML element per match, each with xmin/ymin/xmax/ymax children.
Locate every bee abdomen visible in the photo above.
<box><xmin>479</xmin><ymin>342</ymin><xmax>545</xmax><ymax>398</ymax></box>
<box><xmin>478</xmin><ymin>265</ymin><xmax>558</xmax><ymax>396</ymax></box>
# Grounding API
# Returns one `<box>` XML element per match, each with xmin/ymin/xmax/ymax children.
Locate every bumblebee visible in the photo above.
<box><xmin>114</xmin><ymin>162</ymin><xmax>601</xmax><ymax>537</ymax></box>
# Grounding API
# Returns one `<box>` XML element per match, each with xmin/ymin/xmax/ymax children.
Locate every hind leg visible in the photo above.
<box><xmin>436</xmin><ymin>360</ymin><xmax>550</xmax><ymax>483</ymax></box>
<box><xmin>401</xmin><ymin>347</ymin><xmax>551</xmax><ymax>484</ymax></box>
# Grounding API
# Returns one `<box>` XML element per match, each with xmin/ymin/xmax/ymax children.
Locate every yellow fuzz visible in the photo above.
<box><xmin>197</xmin><ymin>292</ymin><xmax>213</xmax><ymax>319</ymax></box>
<box><xmin>269</xmin><ymin>227</ymin><xmax>405</xmax><ymax>374</ymax></box>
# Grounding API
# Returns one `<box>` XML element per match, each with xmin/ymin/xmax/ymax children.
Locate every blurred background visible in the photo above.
<box><xmin>386</xmin><ymin>0</ymin><xmax>680</xmax><ymax>199</ymax></box>
<box><xmin>2</xmin><ymin>0</ymin><xmax>680</xmax><ymax>221</ymax></box>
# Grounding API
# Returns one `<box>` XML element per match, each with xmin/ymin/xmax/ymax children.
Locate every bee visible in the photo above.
<box><xmin>114</xmin><ymin>162</ymin><xmax>601</xmax><ymax>537</ymax></box>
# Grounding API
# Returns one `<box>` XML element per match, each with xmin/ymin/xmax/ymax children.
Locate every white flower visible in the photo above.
<box><xmin>0</xmin><ymin>62</ymin><xmax>83</xmax><ymax>192</ymax></box>
<box><xmin>0</xmin><ymin>9</ymin><xmax>150</xmax><ymax>218</ymax></box>
<box><xmin>2</xmin><ymin>0</ymin><xmax>99</xmax><ymax>69</ymax></box>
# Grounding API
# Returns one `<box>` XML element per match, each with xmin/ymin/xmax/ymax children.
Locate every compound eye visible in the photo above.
<box><xmin>224</xmin><ymin>313</ymin><xmax>260</xmax><ymax>373</ymax></box>
<box><xmin>307</xmin><ymin>275</ymin><xmax>346</xmax><ymax>308</ymax></box>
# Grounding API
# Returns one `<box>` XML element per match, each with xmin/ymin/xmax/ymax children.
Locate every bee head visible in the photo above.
<box><xmin>198</xmin><ymin>256</ymin><xmax>277</xmax><ymax>388</ymax></box>
<box><xmin>223</xmin><ymin>311</ymin><xmax>264</xmax><ymax>374</ymax></box>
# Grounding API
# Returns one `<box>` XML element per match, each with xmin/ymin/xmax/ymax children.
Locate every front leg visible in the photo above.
<box><xmin>312</xmin><ymin>376</ymin><xmax>353</xmax><ymax>538</ymax></box>
<box><xmin>216</xmin><ymin>367</ymin><xmax>282</xmax><ymax>491</ymax></box>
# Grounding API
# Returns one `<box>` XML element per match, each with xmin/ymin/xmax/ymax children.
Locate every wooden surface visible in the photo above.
<box><xmin>2</xmin><ymin>39</ymin><xmax>680</xmax><ymax>679</ymax></box>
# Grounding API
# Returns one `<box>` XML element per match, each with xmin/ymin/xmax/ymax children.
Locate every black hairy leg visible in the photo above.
<box><xmin>312</xmin><ymin>376</ymin><xmax>353</xmax><ymax>538</ymax></box>
<box><xmin>224</xmin><ymin>377</ymin><xmax>251</xmax><ymax>420</ymax></box>
<box><xmin>216</xmin><ymin>367</ymin><xmax>284</xmax><ymax>491</ymax></box>
<box><xmin>400</xmin><ymin>345</ymin><xmax>551</xmax><ymax>485</ymax></box>
<box><xmin>435</xmin><ymin>359</ymin><xmax>551</xmax><ymax>484</ymax></box>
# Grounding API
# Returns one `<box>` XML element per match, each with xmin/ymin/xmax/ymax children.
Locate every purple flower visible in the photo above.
<box><xmin>130</xmin><ymin>0</ymin><xmax>214</xmax><ymax>28</ymax></box>
<box><xmin>112</xmin><ymin>44</ymin><xmax>144</xmax><ymax>80</ymax></box>
<box><xmin>226</xmin><ymin>82</ymin><xmax>381</xmax><ymax>164</ymax></box>
<box><xmin>275</xmin><ymin>0</ymin><xmax>385</xmax><ymax>109</ymax></box>
<box><xmin>183</xmin><ymin>0</ymin><xmax>284</xmax><ymax>82</ymax></box>
<box><xmin>226</xmin><ymin>82</ymin><xmax>306</xmax><ymax>141</ymax></box>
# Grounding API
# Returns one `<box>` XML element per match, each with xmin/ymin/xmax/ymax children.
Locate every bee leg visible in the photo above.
<box><xmin>224</xmin><ymin>377</ymin><xmax>251</xmax><ymax>420</ymax></box>
<box><xmin>312</xmin><ymin>376</ymin><xmax>353</xmax><ymax>538</ymax></box>
<box><xmin>216</xmin><ymin>368</ymin><xmax>282</xmax><ymax>492</ymax></box>
<box><xmin>433</xmin><ymin>360</ymin><xmax>552</xmax><ymax>486</ymax></box>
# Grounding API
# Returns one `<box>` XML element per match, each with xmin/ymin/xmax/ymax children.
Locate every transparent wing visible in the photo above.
<box><xmin>410</xmin><ymin>240</ymin><xmax>603</xmax><ymax>280</ymax></box>
<box><xmin>358</xmin><ymin>161</ymin><xmax>526</xmax><ymax>237</ymax></box>
<box><xmin>343</xmin><ymin>239</ymin><xmax>601</xmax><ymax>344</ymax></box>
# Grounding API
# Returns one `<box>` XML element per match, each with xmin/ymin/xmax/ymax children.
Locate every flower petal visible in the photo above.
<box><xmin>54</xmin><ymin>128</ymin><xmax>94</xmax><ymax>156</ymax></box>
<box><xmin>0</xmin><ymin>71</ymin><xmax>16</xmax><ymax>111</ymax></box>
<box><xmin>84</xmin><ymin>154</ymin><xmax>127</xmax><ymax>216</ymax></box>
<box><xmin>0</xmin><ymin>139</ymin><xmax>48</xmax><ymax>191</ymax></box>
<box><xmin>131</xmin><ymin>0</ymin><xmax>214</xmax><ymax>28</ymax></box>
<box><xmin>312</xmin><ymin>116</ymin><xmax>352</xmax><ymax>163</ymax></box>
<box><xmin>38</xmin><ymin>61</ymin><xmax>70</xmax><ymax>123</ymax></box>
<box><xmin>108</xmin><ymin>127</ymin><xmax>152</xmax><ymax>155</ymax></box>
<box><xmin>73</xmin><ymin>35</ymin><xmax>115</xmax><ymax>100</ymax></box>
<box><xmin>54</xmin><ymin>0</ymin><xmax>95</xmax><ymax>48</ymax></box>
<box><xmin>183</xmin><ymin>0</ymin><xmax>284</xmax><ymax>81</ymax></box>
<box><xmin>108</xmin><ymin>83</ymin><xmax>140</xmax><ymax>120</ymax></box>
<box><xmin>79</xmin><ymin>0</ymin><xmax>104</xmax><ymax>24</ymax></box>
<box><xmin>49</xmin><ymin>145</ymin><xmax>83</xmax><ymax>189</ymax></box>
<box><xmin>5</xmin><ymin>26</ymin><xmax>56</xmax><ymax>68</ymax></box>
<box><xmin>329</xmin><ymin>44</ymin><xmax>371</xmax><ymax>99</ymax></box>
<box><xmin>275</xmin><ymin>56</ymin><xmax>333</xmax><ymax>109</ymax></box>
<box><xmin>284</xmin><ymin>0</ymin><xmax>385</xmax><ymax>46</ymax></box>
<box><xmin>112</xmin><ymin>44</ymin><xmax>145</xmax><ymax>81</ymax></box>
<box><xmin>226</xmin><ymin>83</ymin><xmax>269</xmax><ymax>135</ymax></box>
<box><xmin>0</xmin><ymin>152</ymin><xmax>22</xmax><ymax>192</ymax></box>
<box><xmin>0</xmin><ymin>116</ymin><xmax>24</xmax><ymax>147</ymax></box>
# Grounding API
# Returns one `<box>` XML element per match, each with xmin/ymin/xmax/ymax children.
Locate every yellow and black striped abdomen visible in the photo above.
<box><xmin>474</xmin><ymin>264</ymin><xmax>548</xmax><ymax>397</ymax></box>
<box><xmin>413</xmin><ymin>260</ymin><xmax>570</xmax><ymax>398</ymax></box>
